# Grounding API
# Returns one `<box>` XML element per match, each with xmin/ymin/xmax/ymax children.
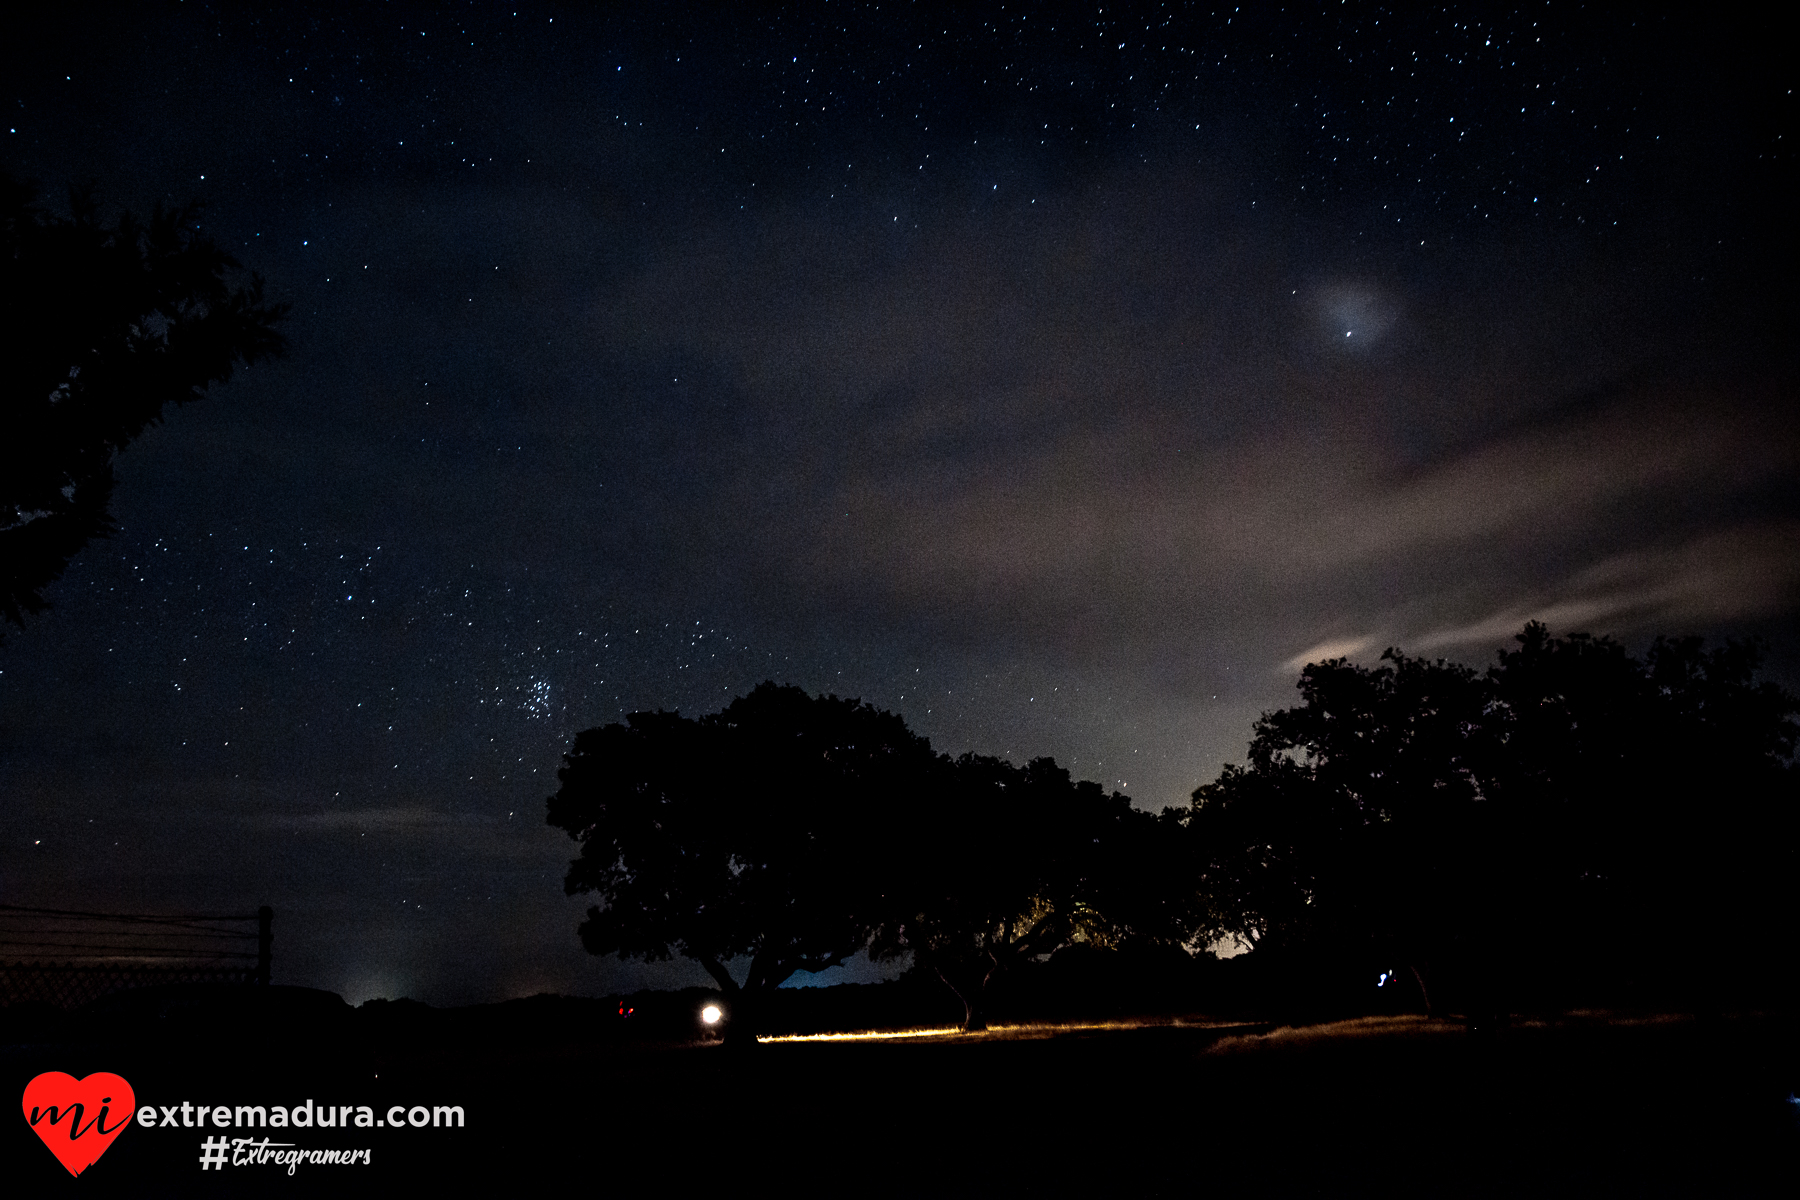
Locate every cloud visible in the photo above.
<box><xmin>278</xmin><ymin>807</ymin><xmax>474</xmax><ymax>833</ymax></box>
<box><xmin>794</xmin><ymin>389</ymin><xmax>1795</xmax><ymax>644</ymax></box>
<box><xmin>1308</xmin><ymin>280</ymin><xmax>1400</xmax><ymax>353</ymax></box>
<box><xmin>1281</xmin><ymin>636</ymin><xmax>1378</xmax><ymax>673</ymax></box>
<box><xmin>1410</xmin><ymin>521</ymin><xmax>1800</xmax><ymax>651</ymax></box>
<box><xmin>1317</xmin><ymin>399</ymin><xmax>1795</xmax><ymax>565</ymax></box>
<box><xmin>571</xmin><ymin>165</ymin><xmax>1798</xmax><ymax>803</ymax></box>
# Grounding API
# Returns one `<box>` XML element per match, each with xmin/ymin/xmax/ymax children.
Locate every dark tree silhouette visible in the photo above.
<box><xmin>547</xmin><ymin>682</ymin><xmax>936</xmax><ymax>1045</ymax></box>
<box><xmin>871</xmin><ymin>754</ymin><xmax>1148</xmax><ymax>1031</ymax></box>
<box><xmin>1478</xmin><ymin>625</ymin><xmax>1799</xmax><ymax>1010</ymax></box>
<box><xmin>1185</xmin><ymin>649</ymin><xmax>1488</xmax><ymax>1013</ymax></box>
<box><xmin>1180</xmin><ymin>623</ymin><xmax>1797</xmax><ymax>1017</ymax></box>
<box><xmin>1</xmin><ymin>172</ymin><xmax>286</xmax><ymax>634</ymax></box>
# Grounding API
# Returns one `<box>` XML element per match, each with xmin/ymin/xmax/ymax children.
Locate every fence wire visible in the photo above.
<box><xmin>0</xmin><ymin>903</ymin><xmax>270</xmax><ymax>1009</ymax></box>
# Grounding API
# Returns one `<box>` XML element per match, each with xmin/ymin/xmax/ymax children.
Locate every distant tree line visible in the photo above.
<box><xmin>546</xmin><ymin>624</ymin><xmax>1798</xmax><ymax>1044</ymax></box>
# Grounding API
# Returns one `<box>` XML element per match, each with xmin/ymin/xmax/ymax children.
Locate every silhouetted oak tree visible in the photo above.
<box><xmin>1185</xmin><ymin>648</ymin><xmax>1487</xmax><ymax>1012</ymax></box>
<box><xmin>1180</xmin><ymin>623</ymin><xmax>1798</xmax><ymax>1016</ymax></box>
<box><xmin>1478</xmin><ymin>625</ymin><xmax>1798</xmax><ymax>1009</ymax></box>
<box><xmin>548</xmin><ymin>683</ymin><xmax>936</xmax><ymax>1045</ymax></box>
<box><xmin>1</xmin><ymin>173</ymin><xmax>286</xmax><ymax>634</ymax></box>
<box><xmin>872</xmin><ymin>754</ymin><xmax>1150</xmax><ymax>1031</ymax></box>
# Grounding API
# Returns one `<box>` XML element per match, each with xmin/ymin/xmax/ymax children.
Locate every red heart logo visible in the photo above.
<box><xmin>22</xmin><ymin>1071</ymin><xmax>137</xmax><ymax>1177</ymax></box>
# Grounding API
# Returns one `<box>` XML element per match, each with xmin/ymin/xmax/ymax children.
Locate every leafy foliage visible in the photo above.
<box><xmin>871</xmin><ymin>753</ymin><xmax>1146</xmax><ymax>1030</ymax></box>
<box><xmin>548</xmin><ymin>682</ymin><xmax>936</xmax><ymax>1041</ymax></box>
<box><xmin>550</xmin><ymin>623</ymin><xmax>1796</xmax><ymax>1035</ymax></box>
<box><xmin>1187</xmin><ymin>651</ymin><xmax>1487</xmax><ymax>979</ymax></box>
<box><xmin>1179</xmin><ymin>623</ymin><xmax>1799</xmax><ymax>1012</ymax></box>
<box><xmin>1</xmin><ymin>172</ymin><xmax>287</xmax><ymax>632</ymax></box>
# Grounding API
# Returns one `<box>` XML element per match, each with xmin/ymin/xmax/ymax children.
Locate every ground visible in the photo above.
<box><xmin>6</xmin><ymin>1005</ymin><xmax>1795</xmax><ymax>1195</ymax></box>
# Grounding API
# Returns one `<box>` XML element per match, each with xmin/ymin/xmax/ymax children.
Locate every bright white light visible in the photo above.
<box><xmin>701</xmin><ymin>1005</ymin><xmax>722</xmax><ymax>1025</ymax></box>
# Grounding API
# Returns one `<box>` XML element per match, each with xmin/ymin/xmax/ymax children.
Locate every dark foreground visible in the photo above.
<box><xmin>6</xmin><ymin>998</ymin><xmax>1796</xmax><ymax>1197</ymax></box>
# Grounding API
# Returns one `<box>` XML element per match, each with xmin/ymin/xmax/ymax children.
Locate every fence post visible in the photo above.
<box><xmin>257</xmin><ymin>906</ymin><xmax>273</xmax><ymax>986</ymax></box>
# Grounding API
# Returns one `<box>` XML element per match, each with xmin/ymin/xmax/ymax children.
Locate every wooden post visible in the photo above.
<box><xmin>256</xmin><ymin>906</ymin><xmax>273</xmax><ymax>986</ymax></box>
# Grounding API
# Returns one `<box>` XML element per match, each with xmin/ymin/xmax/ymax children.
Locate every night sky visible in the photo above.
<box><xmin>2</xmin><ymin>3</ymin><xmax>1793</xmax><ymax>1004</ymax></box>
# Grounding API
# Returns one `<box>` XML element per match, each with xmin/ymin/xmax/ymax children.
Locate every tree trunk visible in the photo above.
<box><xmin>961</xmin><ymin>991</ymin><xmax>988</xmax><ymax>1033</ymax></box>
<box><xmin>932</xmin><ymin>960</ymin><xmax>994</xmax><ymax>1032</ymax></box>
<box><xmin>1408</xmin><ymin>964</ymin><xmax>1433</xmax><ymax>1017</ymax></box>
<box><xmin>722</xmin><ymin>996</ymin><xmax>760</xmax><ymax>1048</ymax></box>
<box><xmin>696</xmin><ymin>955</ymin><xmax>760</xmax><ymax>1048</ymax></box>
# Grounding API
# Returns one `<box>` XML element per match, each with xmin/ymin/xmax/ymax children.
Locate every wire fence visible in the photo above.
<box><xmin>0</xmin><ymin>903</ymin><xmax>271</xmax><ymax>1009</ymax></box>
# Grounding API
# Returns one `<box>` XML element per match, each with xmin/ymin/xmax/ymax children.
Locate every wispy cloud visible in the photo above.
<box><xmin>577</xmin><ymin>166</ymin><xmax>1797</xmax><ymax>802</ymax></box>
<box><xmin>278</xmin><ymin>807</ymin><xmax>472</xmax><ymax>833</ymax></box>
<box><xmin>1281</xmin><ymin>637</ymin><xmax>1378</xmax><ymax>673</ymax></box>
<box><xmin>1411</xmin><ymin>521</ymin><xmax>1800</xmax><ymax>651</ymax></box>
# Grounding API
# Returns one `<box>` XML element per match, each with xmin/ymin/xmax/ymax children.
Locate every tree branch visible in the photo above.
<box><xmin>694</xmin><ymin>954</ymin><xmax>740</xmax><ymax>996</ymax></box>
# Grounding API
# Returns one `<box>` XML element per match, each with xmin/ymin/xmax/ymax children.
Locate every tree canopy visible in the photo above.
<box><xmin>1184</xmin><ymin>648</ymin><xmax>1488</xmax><ymax>1009</ymax></box>
<box><xmin>547</xmin><ymin>682</ymin><xmax>937</xmax><ymax>1043</ymax></box>
<box><xmin>1180</xmin><ymin>623</ymin><xmax>1799</xmax><ymax>1015</ymax></box>
<box><xmin>549</xmin><ymin>684</ymin><xmax>1165</xmax><ymax>1037</ymax></box>
<box><xmin>1</xmin><ymin>172</ymin><xmax>287</xmax><ymax>633</ymax></box>
<box><xmin>871</xmin><ymin>752</ymin><xmax>1151</xmax><ymax>1030</ymax></box>
<box><xmin>549</xmin><ymin>625</ymin><xmax>1796</xmax><ymax>1036</ymax></box>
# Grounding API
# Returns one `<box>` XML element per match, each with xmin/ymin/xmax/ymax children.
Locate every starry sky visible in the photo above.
<box><xmin>2</xmin><ymin>3</ymin><xmax>1793</xmax><ymax>1004</ymax></box>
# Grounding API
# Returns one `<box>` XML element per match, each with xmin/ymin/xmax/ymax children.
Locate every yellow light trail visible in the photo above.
<box><xmin>757</xmin><ymin>1027</ymin><xmax>964</xmax><ymax>1043</ymax></box>
<box><xmin>757</xmin><ymin>1017</ymin><xmax>1237</xmax><ymax>1044</ymax></box>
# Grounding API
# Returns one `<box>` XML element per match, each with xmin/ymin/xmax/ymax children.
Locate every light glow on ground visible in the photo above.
<box><xmin>756</xmin><ymin>1017</ymin><xmax>1246</xmax><ymax>1044</ymax></box>
<box><xmin>758</xmin><ymin>1027</ymin><xmax>964</xmax><ymax>1043</ymax></box>
<box><xmin>752</xmin><ymin>1012</ymin><xmax>1692</xmax><ymax>1046</ymax></box>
